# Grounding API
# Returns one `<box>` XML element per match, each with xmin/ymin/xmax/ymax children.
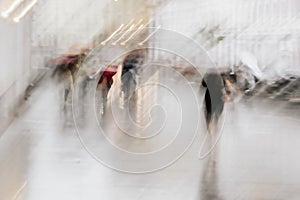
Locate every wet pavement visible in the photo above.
<box><xmin>1</xmin><ymin>77</ymin><xmax>300</xmax><ymax>200</ymax></box>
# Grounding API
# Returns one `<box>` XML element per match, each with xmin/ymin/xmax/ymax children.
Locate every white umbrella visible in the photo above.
<box><xmin>239</xmin><ymin>51</ymin><xmax>263</xmax><ymax>79</ymax></box>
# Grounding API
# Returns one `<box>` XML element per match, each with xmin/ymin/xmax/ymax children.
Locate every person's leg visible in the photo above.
<box><xmin>206</xmin><ymin>112</ymin><xmax>212</xmax><ymax>132</ymax></box>
<box><xmin>123</xmin><ymin>74</ymin><xmax>131</xmax><ymax>100</ymax></box>
<box><xmin>205</xmin><ymin>101</ymin><xmax>212</xmax><ymax>132</ymax></box>
<box><xmin>82</xmin><ymin>76</ymin><xmax>89</xmax><ymax>97</ymax></box>
<box><xmin>64</xmin><ymin>89</ymin><xmax>69</xmax><ymax>102</ymax></box>
<box><xmin>204</xmin><ymin>93</ymin><xmax>212</xmax><ymax>132</ymax></box>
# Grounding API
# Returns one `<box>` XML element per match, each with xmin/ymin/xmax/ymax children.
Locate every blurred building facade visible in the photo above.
<box><xmin>154</xmin><ymin>0</ymin><xmax>300</xmax><ymax>77</ymax></box>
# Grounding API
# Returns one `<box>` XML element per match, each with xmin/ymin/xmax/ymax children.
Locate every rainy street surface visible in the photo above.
<box><xmin>1</xmin><ymin>75</ymin><xmax>300</xmax><ymax>200</ymax></box>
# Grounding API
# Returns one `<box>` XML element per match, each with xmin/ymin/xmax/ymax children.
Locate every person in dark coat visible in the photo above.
<box><xmin>201</xmin><ymin>72</ymin><xmax>226</xmax><ymax>132</ymax></box>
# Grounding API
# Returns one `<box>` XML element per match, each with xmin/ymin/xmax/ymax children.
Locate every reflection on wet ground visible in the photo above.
<box><xmin>1</xmin><ymin>78</ymin><xmax>300</xmax><ymax>200</ymax></box>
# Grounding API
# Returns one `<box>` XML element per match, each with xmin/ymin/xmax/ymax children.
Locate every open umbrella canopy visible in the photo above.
<box><xmin>239</xmin><ymin>51</ymin><xmax>263</xmax><ymax>79</ymax></box>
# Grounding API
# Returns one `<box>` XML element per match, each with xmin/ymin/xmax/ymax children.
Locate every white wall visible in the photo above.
<box><xmin>0</xmin><ymin>14</ymin><xmax>33</xmax><ymax>134</ymax></box>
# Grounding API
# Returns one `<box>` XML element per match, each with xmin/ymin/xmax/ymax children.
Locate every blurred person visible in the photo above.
<box><xmin>121</xmin><ymin>52</ymin><xmax>144</xmax><ymax>100</ymax></box>
<box><xmin>50</xmin><ymin>62</ymin><xmax>74</xmax><ymax>125</ymax></box>
<box><xmin>97</xmin><ymin>65</ymin><xmax>118</xmax><ymax>114</ymax></box>
<box><xmin>51</xmin><ymin>50</ymin><xmax>86</xmax><ymax>99</ymax></box>
<box><xmin>245</xmin><ymin>72</ymin><xmax>256</xmax><ymax>92</ymax></box>
<box><xmin>222</xmin><ymin>71</ymin><xmax>243</xmax><ymax>101</ymax></box>
<box><xmin>201</xmin><ymin>72</ymin><xmax>227</xmax><ymax>132</ymax></box>
<box><xmin>51</xmin><ymin>57</ymin><xmax>75</xmax><ymax>101</ymax></box>
<box><xmin>51</xmin><ymin>47</ymin><xmax>87</xmax><ymax>79</ymax></box>
<box><xmin>66</xmin><ymin>53</ymin><xmax>85</xmax><ymax>80</ymax></box>
<box><xmin>236</xmin><ymin>69</ymin><xmax>256</xmax><ymax>93</ymax></box>
<box><xmin>236</xmin><ymin>70</ymin><xmax>247</xmax><ymax>91</ymax></box>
